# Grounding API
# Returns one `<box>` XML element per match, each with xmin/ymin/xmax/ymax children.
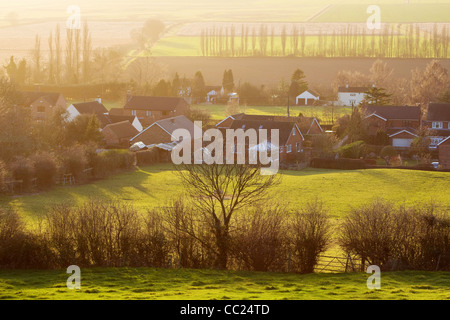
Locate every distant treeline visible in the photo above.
<box><xmin>200</xmin><ymin>23</ymin><xmax>450</xmax><ymax>58</ymax></box>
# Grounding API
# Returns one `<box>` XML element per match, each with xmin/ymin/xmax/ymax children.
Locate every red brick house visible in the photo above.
<box><xmin>102</xmin><ymin>121</ymin><xmax>139</xmax><ymax>148</ymax></box>
<box><xmin>228</xmin><ymin>119</ymin><xmax>305</xmax><ymax>163</ymax></box>
<box><xmin>21</xmin><ymin>91</ymin><xmax>67</xmax><ymax>122</ymax></box>
<box><xmin>130</xmin><ymin>115</ymin><xmax>198</xmax><ymax>146</ymax></box>
<box><xmin>423</xmin><ymin>103</ymin><xmax>450</xmax><ymax>147</ymax></box>
<box><xmin>362</xmin><ymin>105</ymin><xmax>422</xmax><ymax>148</ymax></box>
<box><xmin>110</xmin><ymin>96</ymin><xmax>190</xmax><ymax>127</ymax></box>
<box><xmin>438</xmin><ymin>136</ymin><xmax>450</xmax><ymax>169</ymax></box>
<box><xmin>216</xmin><ymin>113</ymin><xmax>323</xmax><ymax>135</ymax></box>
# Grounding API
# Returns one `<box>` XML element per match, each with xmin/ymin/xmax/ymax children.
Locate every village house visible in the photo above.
<box><xmin>227</xmin><ymin>119</ymin><xmax>305</xmax><ymax>163</ymax></box>
<box><xmin>216</xmin><ymin>113</ymin><xmax>323</xmax><ymax>136</ymax></box>
<box><xmin>295</xmin><ymin>90</ymin><xmax>320</xmax><ymax>106</ymax></box>
<box><xmin>423</xmin><ymin>103</ymin><xmax>450</xmax><ymax>148</ymax></box>
<box><xmin>66</xmin><ymin>99</ymin><xmax>108</xmax><ymax>122</ymax></box>
<box><xmin>95</xmin><ymin>114</ymin><xmax>143</xmax><ymax>132</ymax></box>
<box><xmin>102</xmin><ymin>121</ymin><xmax>139</xmax><ymax>148</ymax></box>
<box><xmin>205</xmin><ymin>86</ymin><xmax>225</xmax><ymax>103</ymax></box>
<box><xmin>21</xmin><ymin>91</ymin><xmax>67</xmax><ymax>122</ymax></box>
<box><xmin>437</xmin><ymin>136</ymin><xmax>450</xmax><ymax>169</ymax></box>
<box><xmin>362</xmin><ymin>105</ymin><xmax>422</xmax><ymax>148</ymax></box>
<box><xmin>338</xmin><ymin>85</ymin><xmax>369</xmax><ymax>106</ymax></box>
<box><xmin>109</xmin><ymin>95</ymin><xmax>190</xmax><ymax>127</ymax></box>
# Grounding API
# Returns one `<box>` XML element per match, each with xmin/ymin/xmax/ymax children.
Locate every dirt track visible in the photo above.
<box><xmin>154</xmin><ymin>56</ymin><xmax>450</xmax><ymax>88</ymax></box>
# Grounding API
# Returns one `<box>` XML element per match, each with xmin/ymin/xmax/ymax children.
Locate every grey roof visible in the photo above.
<box><xmin>72</xmin><ymin>101</ymin><xmax>108</xmax><ymax>115</ymax></box>
<box><xmin>426</xmin><ymin>103</ymin><xmax>450</xmax><ymax>122</ymax></box>
<box><xmin>96</xmin><ymin>114</ymin><xmax>136</xmax><ymax>129</ymax></box>
<box><xmin>131</xmin><ymin>115</ymin><xmax>198</xmax><ymax>141</ymax></box>
<box><xmin>364</xmin><ymin>105</ymin><xmax>421</xmax><ymax>120</ymax></box>
<box><xmin>21</xmin><ymin>91</ymin><xmax>63</xmax><ymax>106</ymax></box>
<box><xmin>124</xmin><ymin>96</ymin><xmax>189</xmax><ymax>111</ymax></box>
<box><xmin>103</xmin><ymin>121</ymin><xmax>138</xmax><ymax>139</ymax></box>
<box><xmin>229</xmin><ymin>120</ymin><xmax>299</xmax><ymax>145</ymax></box>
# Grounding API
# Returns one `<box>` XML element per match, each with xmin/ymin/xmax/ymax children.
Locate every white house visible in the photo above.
<box><xmin>296</xmin><ymin>90</ymin><xmax>320</xmax><ymax>105</ymax></box>
<box><xmin>66</xmin><ymin>98</ymin><xmax>108</xmax><ymax>122</ymax></box>
<box><xmin>206</xmin><ymin>86</ymin><xmax>225</xmax><ymax>103</ymax></box>
<box><xmin>338</xmin><ymin>85</ymin><xmax>369</xmax><ymax>106</ymax></box>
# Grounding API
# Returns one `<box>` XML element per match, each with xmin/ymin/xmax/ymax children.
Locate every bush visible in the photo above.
<box><xmin>290</xmin><ymin>200</ymin><xmax>332</xmax><ymax>273</ymax></box>
<box><xmin>0</xmin><ymin>160</ymin><xmax>7</xmax><ymax>193</ymax></box>
<box><xmin>0</xmin><ymin>208</ymin><xmax>55</xmax><ymax>269</ymax></box>
<box><xmin>231</xmin><ymin>205</ymin><xmax>287</xmax><ymax>272</ymax></box>
<box><xmin>310</xmin><ymin>158</ymin><xmax>367</xmax><ymax>170</ymax></box>
<box><xmin>338</xmin><ymin>140</ymin><xmax>366</xmax><ymax>159</ymax></box>
<box><xmin>9</xmin><ymin>157</ymin><xmax>34</xmax><ymax>191</ymax></box>
<box><xmin>45</xmin><ymin>200</ymin><xmax>143</xmax><ymax>267</ymax></box>
<box><xmin>380</xmin><ymin>145</ymin><xmax>396</xmax><ymax>159</ymax></box>
<box><xmin>136</xmin><ymin>148</ymin><xmax>160</xmax><ymax>166</ymax></box>
<box><xmin>31</xmin><ymin>152</ymin><xmax>58</xmax><ymax>189</ymax></box>
<box><xmin>93</xmin><ymin>150</ymin><xmax>135</xmax><ymax>178</ymax></box>
<box><xmin>60</xmin><ymin>145</ymin><xmax>88</xmax><ymax>181</ymax></box>
<box><xmin>339</xmin><ymin>199</ymin><xmax>450</xmax><ymax>271</ymax></box>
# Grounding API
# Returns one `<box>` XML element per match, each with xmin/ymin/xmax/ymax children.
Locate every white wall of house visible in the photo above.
<box><xmin>338</xmin><ymin>92</ymin><xmax>366</xmax><ymax>106</ymax></box>
<box><xmin>132</xmin><ymin>117</ymin><xmax>143</xmax><ymax>132</ymax></box>
<box><xmin>66</xmin><ymin>104</ymin><xmax>81</xmax><ymax>122</ymax></box>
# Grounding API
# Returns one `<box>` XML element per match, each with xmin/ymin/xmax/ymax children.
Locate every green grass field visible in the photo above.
<box><xmin>0</xmin><ymin>268</ymin><xmax>448</xmax><ymax>300</ymax></box>
<box><xmin>2</xmin><ymin>165</ymin><xmax>449</xmax><ymax>225</ymax></box>
<box><xmin>194</xmin><ymin>104</ymin><xmax>351</xmax><ymax>121</ymax></box>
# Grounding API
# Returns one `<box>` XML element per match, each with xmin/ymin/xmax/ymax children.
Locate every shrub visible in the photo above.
<box><xmin>136</xmin><ymin>148</ymin><xmax>160</xmax><ymax>166</ymax></box>
<box><xmin>45</xmin><ymin>200</ymin><xmax>142</xmax><ymax>267</ymax></box>
<box><xmin>0</xmin><ymin>208</ymin><xmax>54</xmax><ymax>269</ymax></box>
<box><xmin>231</xmin><ymin>205</ymin><xmax>287</xmax><ymax>272</ymax></box>
<box><xmin>310</xmin><ymin>158</ymin><xmax>367</xmax><ymax>170</ymax></box>
<box><xmin>290</xmin><ymin>200</ymin><xmax>332</xmax><ymax>273</ymax></box>
<box><xmin>93</xmin><ymin>150</ymin><xmax>135</xmax><ymax>178</ymax></box>
<box><xmin>0</xmin><ymin>160</ymin><xmax>7</xmax><ymax>193</ymax></box>
<box><xmin>161</xmin><ymin>199</ymin><xmax>215</xmax><ymax>269</ymax></box>
<box><xmin>339</xmin><ymin>199</ymin><xmax>450</xmax><ymax>271</ymax></box>
<box><xmin>60</xmin><ymin>145</ymin><xmax>88</xmax><ymax>181</ymax></box>
<box><xmin>31</xmin><ymin>152</ymin><xmax>58</xmax><ymax>189</ymax></box>
<box><xmin>338</xmin><ymin>140</ymin><xmax>366</xmax><ymax>159</ymax></box>
<box><xmin>380</xmin><ymin>145</ymin><xmax>396</xmax><ymax>159</ymax></box>
<box><xmin>9</xmin><ymin>157</ymin><xmax>34</xmax><ymax>191</ymax></box>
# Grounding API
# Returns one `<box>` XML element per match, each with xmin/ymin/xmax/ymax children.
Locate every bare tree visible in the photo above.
<box><xmin>175</xmin><ymin>163</ymin><xmax>280</xmax><ymax>269</ymax></box>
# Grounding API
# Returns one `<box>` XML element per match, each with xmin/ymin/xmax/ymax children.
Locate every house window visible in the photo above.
<box><xmin>146</xmin><ymin>111</ymin><xmax>151</xmax><ymax>117</ymax></box>
<box><xmin>280</xmin><ymin>147</ymin><xmax>284</xmax><ymax>153</ymax></box>
<box><xmin>296</xmin><ymin>142</ymin><xmax>302</xmax><ymax>152</ymax></box>
<box><xmin>286</xmin><ymin>145</ymin><xmax>292</xmax><ymax>153</ymax></box>
<box><xmin>430</xmin><ymin>137</ymin><xmax>443</xmax><ymax>146</ymax></box>
<box><xmin>292</xmin><ymin>129</ymin><xmax>295</xmax><ymax>136</ymax></box>
<box><xmin>37</xmin><ymin>106</ymin><xmax>45</xmax><ymax>113</ymax></box>
<box><xmin>131</xmin><ymin>110</ymin><xmax>137</xmax><ymax>116</ymax></box>
<box><xmin>432</xmin><ymin>122</ymin><xmax>443</xmax><ymax>129</ymax></box>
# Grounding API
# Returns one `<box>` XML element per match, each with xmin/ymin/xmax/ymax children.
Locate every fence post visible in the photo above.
<box><xmin>436</xmin><ymin>255</ymin><xmax>441</xmax><ymax>271</ymax></box>
<box><xmin>287</xmin><ymin>252</ymin><xmax>292</xmax><ymax>273</ymax></box>
<box><xmin>345</xmin><ymin>254</ymin><xmax>350</xmax><ymax>272</ymax></box>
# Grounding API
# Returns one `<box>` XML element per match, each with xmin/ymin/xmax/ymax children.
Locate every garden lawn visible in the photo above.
<box><xmin>0</xmin><ymin>268</ymin><xmax>448</xmax><ymax>300</ymax></box>
<box><xmin>1</xmin><ymin>165</ymin><xmax>449</xmax><ymax>226</ymax></box>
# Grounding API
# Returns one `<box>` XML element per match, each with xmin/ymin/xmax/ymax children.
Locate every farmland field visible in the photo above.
<box><xmin>2</xmin><ymin>165</ymin><xmax>449</xmax><ymax>225</ymax></box>
<box><xmin>193</xmin><ymin>104</ymin><xmax>351</xmax><ymax>121</ymax></box>
<box><xmin>0</xmin><ymin>268</ymin><xmax>449</xmax><ymax>300</ymax></box>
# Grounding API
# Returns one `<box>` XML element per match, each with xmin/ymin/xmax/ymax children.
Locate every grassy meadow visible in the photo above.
<box><xmin>1</xmin><ymin>164</ymin><xmax>449</xmax><ymax>226</ymax></box>
<box><xmin>0</xmin><ymin>268</ymin><xmax>448</xmax><ymax>300</ymax></box>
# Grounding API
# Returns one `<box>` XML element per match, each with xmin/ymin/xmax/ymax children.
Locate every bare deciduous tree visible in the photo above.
<box><xmin>175</xmin><ymin>163</ymin><xmax>280</xmax><ymax>269</ymax></box>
